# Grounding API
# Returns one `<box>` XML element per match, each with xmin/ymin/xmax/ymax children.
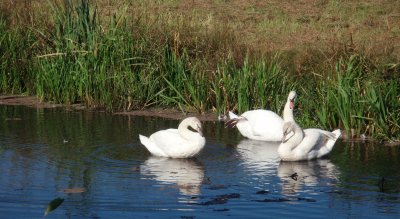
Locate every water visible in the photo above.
<box><xmin>0</xmin><ymin>105</ymin><xmax>399</xmax><ymax>219</ymax></box>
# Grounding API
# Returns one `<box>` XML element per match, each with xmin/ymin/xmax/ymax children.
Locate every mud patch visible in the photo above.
<box><xmin>0</xmin><ymin>95</ymin><xmax>218</xmax><ymax>121</ymax></box>
<box><xmin>0</xmin><ymin>95</ymin><xmax>63</xmax><ymax>109</ymax></box>
<box><xmin>114</xmin><ymin>109</ymin><xmax>218</xmax><ymax>121</ymax></box>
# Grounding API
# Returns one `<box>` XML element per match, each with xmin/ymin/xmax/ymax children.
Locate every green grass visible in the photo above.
<box><xmin>0</xmin><ymin>19</ymin><xmax>34</xmax><ymax>94</ymax></box>
<box><xmin>0</xmin><ymin>0</ymin><xmax>399</xmax><ymax>141</ymax></box>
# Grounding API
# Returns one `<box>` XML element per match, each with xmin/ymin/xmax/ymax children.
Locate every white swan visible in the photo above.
<box><xmin>225</xmin><ymin>91</ymin><xmax>297</xmax><ymax>141</ymax></box>
<box><xmin>139</xmin><ymin>117</ymin><xmax>206</xmax><ymax>158</ymax></box>
<box><xmin>283</xmin><ymin>90</ymin><xmax>297</xmax><ymax>122</ymax></box>
<box><xmin>278</xmin><ymin>121</ymin><xmax>341</xmax><ymax>161</ymax></box>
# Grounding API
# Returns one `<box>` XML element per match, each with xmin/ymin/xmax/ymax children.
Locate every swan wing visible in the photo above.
<box><xmin>148</xmin><ymin>129</ymin><xmax>186</xmax><ymax>154</ymax></box>
<box><xmin>307</xmin><ymin>128</ymin><xmax>337</xmax><ymax>140</ymax></box>
<box><xmin>244</xmin><ymin>110</ymin><xmax>283</xmax><ymax>139</ymax></box>
<box><xmin>139</xmin><ymin>134</ymin><xmax>168</xmax><ymax>157</ymax></box>
<box><xmin>300</xmin><ymin>129</ymin><xmax>324</xmax><ymax>154</ymax></box>
<box><xmin>149</xmin><ymin>129</ymin><xmax>205</xmax><ymax>158</ymax></box>
<box><xmin>303</xmin><ymin>129</ymin><xmax>340</xmax><ymax>159</ymax></box>
<box><xmin>139</xmin><ymin>129</ymin><xmax>184</xmax><ymax>157</ymax></box>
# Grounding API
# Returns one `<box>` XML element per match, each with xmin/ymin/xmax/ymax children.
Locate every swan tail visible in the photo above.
<box><xmin>325</xmin><ymin>130</ymin><xmax>341</xmax><ymax>149</ymax></box>
<box><xmin>225</xmin><ymin>118</ymin><xmax>239</xmax><ymax>128</ymax></box>
<box><xmin>139</xmin><ymin>134</ymin><xmax>166</xmax><ymax>157</ymax></box>
<box><xmin>318</xmin><ymin>129</ymin><xmax>341</xmax><ymax>158</ymax></box>
<box><xmin>225</xmin><ymin>115</ymin><xmax>248</xmax><ymax>128</ymax></box>
<box><xmin>321</xmin><ymin>129</ymin><xmax>341</xmax><ymax>141</ymax></box>
<box><xmin>228</xmin><ymin>111</ymin><xmax>239</xmax><ymax>119</ymax></box>
<box><xmin>332</xmin><ymin>129</ymin><xmax>342</xmax><ymax>140</ymax></box>
<box><xmin>225</xmin><ymin>111</ymin><xmax>239</xmax><ymax>128</ymax></box>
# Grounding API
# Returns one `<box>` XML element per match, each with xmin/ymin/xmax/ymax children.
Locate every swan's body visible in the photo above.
<box><xmin>278</xmin><ymin>121</ymin><xmax>341</xmax><ymax>161</ymax></box>
<box><xmin>139</xmin><ymin>117</ymin><xmax>205</xmax><ymax>158</ymax></box>
<box><xmin>227</xmin><ymin>110</ymin><xmax>283</xmax><ymax>141</ymax></box>
<box><xmin>225</xmin><ymin>91</ymin><xmax>297</xmax><ymax>141</ymax></box>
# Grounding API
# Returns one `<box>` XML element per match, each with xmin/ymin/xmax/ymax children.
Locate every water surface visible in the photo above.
<box><xmin>0</xmin><ymin>105</ymin><xmax>399</xmax><ymax>218</ymax></box>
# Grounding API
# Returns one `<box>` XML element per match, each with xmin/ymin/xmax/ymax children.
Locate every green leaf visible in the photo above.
<box><xmin>44</xmin><ymin>197</ymin><xmax>64</xmax><ymax>216</ymax></box>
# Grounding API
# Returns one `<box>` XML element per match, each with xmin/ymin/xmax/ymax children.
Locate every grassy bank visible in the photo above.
<box><xmin>0</xmin><ymin>0</ymin><xmax>399</xmax><ymax>141</ymax></box>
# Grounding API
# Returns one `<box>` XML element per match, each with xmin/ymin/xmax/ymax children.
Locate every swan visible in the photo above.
<box><xmin>282</xmin><ymin>90</ymin><xmax>297</xmax><ymax>122</ymax></box>
<box><xmin>278</xmin><ymin>121</ymin><xmax>341</xmax><ymax>161</ymax></box>
<box><xmin>139</xmin><ymin>117</ymin><xmax>206</xmax><ymax>158</ymax></box>
<box><xmin>225</xmin><ymin>91</ymin><xmax>297</xmax><ymax>141</ymax></box>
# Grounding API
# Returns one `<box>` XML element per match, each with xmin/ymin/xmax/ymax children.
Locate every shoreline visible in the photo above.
<box><xmin>1</xmin><ymin>94</ymin><xmax>399</xmax><ymax>146</ymax></box>
<box><xmin>0</xmin><ymin>95</ymin><xmax>219</xmax><ymax>122</ymax></box>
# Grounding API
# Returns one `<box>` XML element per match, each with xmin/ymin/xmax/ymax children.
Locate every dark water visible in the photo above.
<box><xmin>0</xmin><ymin>105</ymin><xmax>399</xmax><ymax>219</ymax></box>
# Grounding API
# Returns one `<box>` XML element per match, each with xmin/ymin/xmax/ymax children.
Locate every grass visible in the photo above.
<box><xmin>0</xmin><ymin>0</ymin><xmax>399</xmax><ymax>141</ymax></box>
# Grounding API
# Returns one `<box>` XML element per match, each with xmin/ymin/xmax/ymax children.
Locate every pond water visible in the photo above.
<box><xmin>0</xmin><ymin>105</ymin><xmax>399</xmax><ymax>219</ymax></box>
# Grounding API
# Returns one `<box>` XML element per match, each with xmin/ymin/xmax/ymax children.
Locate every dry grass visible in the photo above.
<box><xmin>1</xmin><ymin>0</ymin><xmax>399</xmax><ymax>139</ymax></box>
<box><xmin>2</xmin><ymin>0</ymin><xmax>399</xmax><ymax>71</ymax></box>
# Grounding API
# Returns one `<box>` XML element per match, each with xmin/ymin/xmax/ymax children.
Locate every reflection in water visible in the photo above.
<box><xmin>277</xmin><ymin>159</ymin><xmax>339</xmax><ymax>196</ymax></box>
<box><xmin>236</xmin><ymin>139</ymin><xmax>280</xmax><ymax>175</ymax></box>
<box><xmin>140</xmin><ymin>157</ymin><xmax>205</xmax><ymax>196</ymax></box>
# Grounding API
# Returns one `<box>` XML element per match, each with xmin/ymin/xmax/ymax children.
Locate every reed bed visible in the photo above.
<box><xmin>0</xmin><ymin>0</ymin><xmax>399</xmax><ymax>141</ymax></box>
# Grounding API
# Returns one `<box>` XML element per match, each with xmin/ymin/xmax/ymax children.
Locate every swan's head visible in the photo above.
<box><xmin>287</xmin><ymin>91</ymin><xmax>297</xmax><ymax>110</ymax></box>
<box><xmin>282</xmin><ymin>121</ymin><xmax>296</xmax><ymax>143</ymax></box>
<box><xmin>184</xmin><ymin>117</ymin><xmax>204</xmax><ymax>137</ymax></box>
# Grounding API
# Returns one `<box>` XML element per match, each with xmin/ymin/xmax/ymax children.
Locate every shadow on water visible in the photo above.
<box><xmin>0</xmin><ymin>105</ymin><xmax>400</xmax><ymax>218</ymax></box>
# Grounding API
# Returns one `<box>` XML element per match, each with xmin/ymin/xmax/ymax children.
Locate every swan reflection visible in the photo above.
<box><xmin>277</xmin><ymin>159</ymin><xmax>339</xmax><ymax>195</ymax></box>
<box><xmin>140</xmin><ymin>157</ymin><xmax>205</xmax><ymax>196</ymax></box>
<box><xmin>236</xmin><ymin>139</ymin><xmax>280</xmax><ymax>175</ymax></box>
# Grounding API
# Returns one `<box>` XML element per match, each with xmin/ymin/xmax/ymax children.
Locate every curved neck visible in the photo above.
<box><xmin>178</xmin><ymin>121</ymin><xmax>199</xmax><ymax>140</ymax></box>
<box><xmin>282</xmin><ymin>124</ymin><xmax>304</xmax><ymax>152</ymax></box>
<box><xmin>283</xmin><ymin>101</ymin><xmax>294</xmax><ymax>122</ymax></box>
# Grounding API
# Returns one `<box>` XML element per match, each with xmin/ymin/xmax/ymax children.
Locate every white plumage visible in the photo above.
<box><xmin>139</xmin><ymin>117</ymin><xmax>206</xmax><ymax>158</ymax></box>
<box><xmin>225</xmin><ymin>91</ymin><xmax>297</xmax><ymax>141</ymax></box>
<box><xmin>278</xmin><ymin>121</ymin><xmax>341</xmax><ymax>161</ymax></box>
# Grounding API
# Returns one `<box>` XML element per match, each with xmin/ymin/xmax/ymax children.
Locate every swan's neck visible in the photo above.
<box><xmin>283</xmin><ymin>101</ymin><xmax>294</xmax><ymax>122</ymax></box>
<box><xmin>178</xmin><ymin>122</ymin><xmax>200</xmax><ymax>140</ymax></box>
<box><xmin>280</xmin><ymin>125</ymin><xmax>304</xmax><ymax>153</ymax></box>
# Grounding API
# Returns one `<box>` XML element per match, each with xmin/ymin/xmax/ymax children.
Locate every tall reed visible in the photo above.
<box><xmin>0</xmin><ymin>1</ymin><xmax>399</xmax><ymax>140</ymax></box>
<box><xmin>0</xmin><ymin>19</ymin><xmax>34</xmax><ymax>94</ymax></box>
<box><xmin>211</xmin><ymin>55</ymin><xmax>294</xmax><ymax>115</ymax></box>
<box><xmin>305</xmin><ymin>55</ymin><xmax>400</xmax><ymax>140</ymax></box>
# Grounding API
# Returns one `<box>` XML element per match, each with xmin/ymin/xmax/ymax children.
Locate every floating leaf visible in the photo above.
<box><xmin>44</xmin><ymin>197</ymin><xmax>64</xmax><ymax>216</ymax></box>
<box><xmin>62</xmin><ymin>187</ymin><xmax>85</xmax><ymax>194</ymax></box>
